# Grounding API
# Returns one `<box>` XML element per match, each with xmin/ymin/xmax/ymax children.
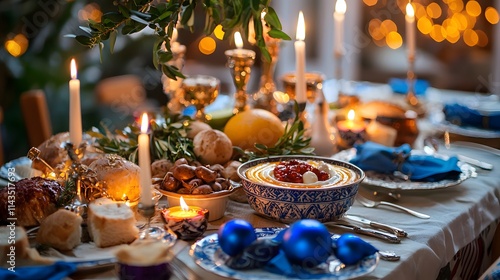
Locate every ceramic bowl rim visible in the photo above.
<box><xmin>155</xmin><ymin>182</ymin><xmax>240</xmax><ymax>200</ymax></box>
<box><xmin>237</xmin><ymin>155</ymin><xmax>365</xmax><ymax>190</ymax></box>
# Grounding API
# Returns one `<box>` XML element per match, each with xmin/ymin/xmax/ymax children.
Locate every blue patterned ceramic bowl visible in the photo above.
<box><xmin>237</xmin><ymin>155</ymin><xmax>364</xmax><ymax>223</ymax></box>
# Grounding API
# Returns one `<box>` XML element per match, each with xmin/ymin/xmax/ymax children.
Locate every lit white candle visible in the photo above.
<box><xmin>334</xmin><ymin>0</ymin><xmax>346</xmax><ymax>54</ymax></box>
<box><xmin>69</xmin><ymin>59</ymin><xmax>82</xmax><ymax>146</ymax></box>
<box><xmin>224</xmin><ymin>31</ymin><xmax>255</xmax><ymax>58</ymax></box>
<box><xmin>294</xmin><ymin>11</ymin><xmax>307</xmax><ymax>104</ymax></box>
<box><xmin>138</xmin><ymin>113</ymin><xmax>153</xmax><ymax>206</ymax></box>
<box><xmin>234</xmin><ymin>31</ymin><xmax>244</xmax><ymax>55</ymax></box>
<box><xmin>405</xmin><ymin>2</ymin><xmax>416</xmax><ymax>57</ymax></box>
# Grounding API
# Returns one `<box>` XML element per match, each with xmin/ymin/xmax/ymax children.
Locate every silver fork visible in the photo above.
<box><xmin>356</xmin><ymin>195</ymin><xmax>430</xmax><ymax>219</ymax></box>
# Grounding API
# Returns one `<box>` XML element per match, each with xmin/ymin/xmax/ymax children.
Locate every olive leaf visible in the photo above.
<box><xmin>71</xmin><ymin>0</ymin><xmax>290</xmax><ymax>80</ymax></box>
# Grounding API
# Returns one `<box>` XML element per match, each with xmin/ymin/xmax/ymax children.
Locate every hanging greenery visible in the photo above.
<box><xmin>69</xmin><ymin>0</ymin><xmax>290</xmax><ymax>80</ymax></box>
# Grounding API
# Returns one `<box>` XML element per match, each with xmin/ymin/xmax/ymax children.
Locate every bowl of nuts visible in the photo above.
<box><xmin>237</xmin><ymin>155</ymin><xmax>365</xmax><ymax>223</ymax></box>
<box><xmin>155</xmin><ymin>158</ymin><xmax>240</xmax><ymax>221</ymax></box>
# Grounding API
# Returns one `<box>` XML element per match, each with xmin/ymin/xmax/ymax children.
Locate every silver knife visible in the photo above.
<box><xmin>329</xmin><ymin>223</ymin><xmax>401</xmax><ymax>243</ymax></box>
<box><xmin>343</xmin><ymin>215</ymin><xmax>408</xmax><ymax>238</ymax></box>
<box><xmin>457</xmin><ymin>154</ymin><xmax>493</xmax><ymax>170</ymax></box>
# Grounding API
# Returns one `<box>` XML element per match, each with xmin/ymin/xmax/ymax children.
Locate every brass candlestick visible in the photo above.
<box><xmin>406</xmin><ymin>54</ymin><xmax>419</xmax><ymax>107</ymax></box>
<box><xmin>225</xmin><ymin>49</ymin><xmax>256</xmax><ymax>114</ymax></box>
<box><xmin>63</xmin><ymin>142</ymin><xmax>89</xmax><ymax>218</ymax></box>
<box><xmin>253</xmin><ymin>38</ymin><xmax>280</xmax><ymax>114</ymax></box>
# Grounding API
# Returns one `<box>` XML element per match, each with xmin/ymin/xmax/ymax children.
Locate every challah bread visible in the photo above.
<box><xmin>88</xmin><ymin>198</ymin><xmax>138</xmax><ymax>248</ymax></box>
<box><xmin>36</xmin><ymin>209</ymin><xmax>83</xmax><ymax>251</ymax></box>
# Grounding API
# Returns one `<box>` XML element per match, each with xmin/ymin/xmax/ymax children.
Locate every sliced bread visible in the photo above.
<box><xmin>88</xmin><ymin>198</ymin><xmax>139</xmax><ymax>248</ymax></box>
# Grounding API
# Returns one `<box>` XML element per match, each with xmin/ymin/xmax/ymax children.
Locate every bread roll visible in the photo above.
<box><xmin>193</xmin><ymin>129</ymin><xmax>233</xmax><ymax>165</ymax></box>
<box><xmin>151</xmin><ymin>159</ymin><xmax>174</xmax><ymax>178</ymax></box>
<box><xmin>36</xmin><ymin>209</ymin><xmax>83</xmax><ymax>251</ymax></box>
<box><xmin>89</xmin><ymin>154</ymin><xmax>140</xmax><ymax>202</ymax></box>
<box><xmin>88</xmin><ymin>198</ymin><xmax>138</xmax><ymax>248</ymax></box>
<box><xmin>32</xmin><ymin>132</ymin><xmax>102</xmax><ymax>174</ymax></box>
<box><xmin>0</xmin><ymin>226</ymin><xmax>53</xmax><ymax>267</ymax></box>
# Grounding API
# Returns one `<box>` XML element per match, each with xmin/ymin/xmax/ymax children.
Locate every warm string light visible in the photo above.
<box><xmin>364</xmin><ymin>0</ymin><xmax>497</xmax><ymax>47</ymax></box>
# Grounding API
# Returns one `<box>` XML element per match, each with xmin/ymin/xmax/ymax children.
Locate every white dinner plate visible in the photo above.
<box><xmin>191</xmin><ymin>227</ymin><xmax>379</xmax><ymax>280</ymax></box>
<box><xmin>332</xmin><ymin>149</ymin><xmax>476</xmax><ymax>191</ymax></box>
<box><xmin>27</xmin><ymin>224</ymin><xmax>177</xmax><ymax>273</ymax></box>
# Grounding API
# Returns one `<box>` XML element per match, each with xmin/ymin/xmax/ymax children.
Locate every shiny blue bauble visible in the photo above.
<box><xmin>281</xmin><ymin>219</ymin><xmax>332</xmax><ymax>268</ymax></box>
<box><xmin>333</xmin><ymin>234</ymin><xmax>378</xmax><ymax>265</ymax></box>
<box><xmin>218</xmin><ymin>219</ymin><xmax>257</xmax><ymax>257</ymax></box>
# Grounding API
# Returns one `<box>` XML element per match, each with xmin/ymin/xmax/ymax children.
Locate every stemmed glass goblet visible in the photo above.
<box><xmin>180</xmin><ymin>75</ymin><xmax>220</xmax><ymax>121</ymax></box>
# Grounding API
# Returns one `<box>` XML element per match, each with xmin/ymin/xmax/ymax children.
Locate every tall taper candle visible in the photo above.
<box><xmin>139</xmin><ymin>113</ymin><xmax>153</xmax><ymax>206</ymax></box>
<box><xmin>405</xmin><ymin>2</ymin><xmax>416</xmax><ymax>57</ymax></box>
<box><xmin>334</xmin><ymin>0</ymin><xmax>346</xmax><ymax>54</ymax></box>
<box><xmin>69</xmin><ymin>59</ymin><xmax>82</xmax><ymax>146</ymax></box>
<box><xmin>294</xmin><ymin>11</ymin><xmax>307</xmax><ymax>104</ymax></box>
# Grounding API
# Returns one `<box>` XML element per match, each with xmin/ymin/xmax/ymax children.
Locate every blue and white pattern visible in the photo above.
<box><xmin>238</xmin><ymin>156</ymin><xmax>364</xmax><ymax>223</ymax></box>
<box><xmin>191</xmin><ymin>228</ymin><xmax>379</xmax><ymax>280</ymax></box>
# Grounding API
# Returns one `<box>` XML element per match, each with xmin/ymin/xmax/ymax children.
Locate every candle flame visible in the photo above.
<box><xmin>179</xmin><ymin>196</ymin><xmax>189</xmax><ymax>211</ymax></box>
<box><xmin>335</xmin><ymin>0</ymin><xmax>347</xmax><ymax>15</ymax></box>
<box><xmin>70</xmin><ymin>58</ymin><xmax>77</xmax><ymax>79</ymax></box>
<box><xmin>347</xmin><ymin>109</ymin><xmax>355</xmax><ymax>121</ymax></box>
<box><xmin>140</xmin><ymin>113</ymin><xmax>149</xmax><ymax>133</ymax></box>
<box><xmin>234</xmin><ymin>31</ymin><xmax>243</xmax><ymax>49</ymax></box>
<box><xmin>296</xmin><ymin>11</ymin><xmax>305</xmax><ymax>41</ymax></box>
<box><xmin>406</xmin><ymin>2</ymin><xmax>414</xmax><ymax>18</ymax></box>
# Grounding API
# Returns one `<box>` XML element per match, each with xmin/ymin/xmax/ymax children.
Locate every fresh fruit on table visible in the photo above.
<box><xmin>224</xmin><ymin>109</ymin><xmax>285</xmax><ymax>151</ymax></box>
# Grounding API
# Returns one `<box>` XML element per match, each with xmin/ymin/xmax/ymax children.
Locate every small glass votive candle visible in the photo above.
<box><xmin>336</xmin><ymin>109</ymin><xmax>367</xmax><ymax>149</ymax></box>
<box><xmin>161</xmin><ymin>197</ymin><xmax>209</xmax><ymax>240</ymax></box>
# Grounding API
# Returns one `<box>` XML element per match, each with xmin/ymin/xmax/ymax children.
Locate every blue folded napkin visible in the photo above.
<box><xmin>389</xmin><ymin>78</ymin><xmax>429</xmax><ymax>96</ymax></box>
<box><xmin>350</xmin><ymin>141</ymin><xmax>462</xmax><ymax>182</ymax></box>
<box><xmin>0</xmin><ymin>261</ymin><xmax>77</xmax><ymax>280</ymax></box>
<box><xmin>443</xmin><ymin>103</ymin><xmax>500</xmax><ymax>130</ymax></box>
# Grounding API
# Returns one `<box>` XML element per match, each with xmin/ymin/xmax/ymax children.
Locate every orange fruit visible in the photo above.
<box><xmin>223</xmin><ymin>109</ymin><xmax>285</xmax><ymax>150</ymax></box>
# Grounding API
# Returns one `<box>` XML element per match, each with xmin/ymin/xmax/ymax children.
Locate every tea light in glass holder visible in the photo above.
<box><xmin>336</xmin><ymin>109</ymin><xmax>367</xmax><ymax>148</ymax></box>
<box><xmin>161</xmin><ymin>196</ymin><xmax>209</xmax><ymax>240</ymax></box>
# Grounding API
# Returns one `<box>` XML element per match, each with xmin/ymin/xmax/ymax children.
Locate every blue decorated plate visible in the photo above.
<box><xmin>191</xmin><ymin>228</ymin><xmax>378</xmax><ymax>280</ymax></box>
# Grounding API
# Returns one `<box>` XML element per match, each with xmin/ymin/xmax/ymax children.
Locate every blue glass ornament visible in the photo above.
<box><xmin>281</xmin><ymin>219</ymin><xmax>332</xmax><ymax>268</ymax></box>
<box><xmin>333</xmin><ymin>234</ymin><xmax>378</xmax><ymax>265</ymax></box>
<box><xmin>218</xmin><ymin>219</ymin><xmax>257</xmax><ymax>257</ymax></box>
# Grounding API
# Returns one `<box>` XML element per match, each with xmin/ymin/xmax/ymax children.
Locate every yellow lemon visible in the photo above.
<box><xmin>224</xmin><ymin>109</ymin><xmax>285</xmax><ymax>150</ymax></box>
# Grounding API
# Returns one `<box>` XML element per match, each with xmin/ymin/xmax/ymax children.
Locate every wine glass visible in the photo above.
<box><xmin>180</xmin><ymin>75</ymin><xmax>220</xmax><ymax>121</ymax></box>
<box><xmin>281</xmin><ymin>72</ymin><xmax>325</xmax><ymax>103</ymax></box>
